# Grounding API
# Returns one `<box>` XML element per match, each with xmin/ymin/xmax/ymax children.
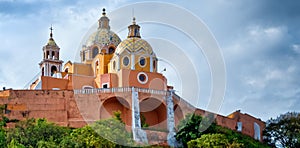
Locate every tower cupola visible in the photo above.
<box><xmin>127</xmin><ymin>17</ymin><xmax>141</xmax><ymax>38</ymax></box>
<box><xmin>98</xmin><ymin>8</ymin><xmax>110</xmax><ymax>29</ymax></box>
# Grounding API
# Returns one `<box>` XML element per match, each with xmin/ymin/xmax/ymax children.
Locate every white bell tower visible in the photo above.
<box><xmin>39</xmin><ymin>26</ymin><xmax>63</xmax><ymax>77</ymax></box>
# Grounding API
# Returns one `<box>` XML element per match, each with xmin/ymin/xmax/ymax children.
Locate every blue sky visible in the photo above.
<box><xmin>0</xmin><ymin>0</ymin><xmax>299</xmax><ymax>121</ymax></box>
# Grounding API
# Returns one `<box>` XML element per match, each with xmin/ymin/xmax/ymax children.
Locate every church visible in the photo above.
<box><xmin>0</xmin><ymin>8</ymin><xmax>265</xmax><ymax>145</ymax></box>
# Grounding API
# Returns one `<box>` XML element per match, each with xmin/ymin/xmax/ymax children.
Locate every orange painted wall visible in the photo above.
<box><xmin>119</xmin><ymin>69</ymin><xmax>167</xmax><ymax>90</ymax></box>
<box><xmin>41</xmin><ymin>76</ymin><xmax>69</xmax><ymax>90</ymax></box>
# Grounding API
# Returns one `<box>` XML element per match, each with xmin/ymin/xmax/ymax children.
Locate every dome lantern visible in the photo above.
<box><xmin>127</xmin><ymin>17</ymin><xmax>141</xmax><ymax>38</ymax></box>
<box><xmin>98</xmin><ymin>8</ymin><xmax>110</xmax><ymax>29</ymax></box>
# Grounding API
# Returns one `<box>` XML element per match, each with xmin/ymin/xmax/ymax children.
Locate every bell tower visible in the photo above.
<box><xmin>39</xmin><ymin>26</ymin><xmax>63</xmax><ymax>77</ymax></box>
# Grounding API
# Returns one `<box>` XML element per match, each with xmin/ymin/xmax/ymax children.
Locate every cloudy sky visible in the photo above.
<box><xmin>0</xmin><ymin>0</ymin><xmax>299</xmax><ymax>121</ymax></box>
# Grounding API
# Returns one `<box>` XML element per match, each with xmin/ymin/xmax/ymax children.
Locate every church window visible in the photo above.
<box><xmin>139</xmin><ymin>57</ymin><xmax>146</xmax><ymax>67</ymax></box>
<box><xmin>113</xmin><ymin>61</ymin><xmax>116</xmax><ymax>70</ymax></box>
<box><xmin>254</xmin><ymin>122</ymin><xmax>261</xmax><ymax>140</ymax></box>
<box><xmin>237</xmin><ymin>122</ymin><xmax>242</xmax><ymax>132</ymax></box>
<box><xmin>123</xmin><ymin>56</ymin><xmax>130</xmax><ymax>67</ymax></box>
<box><xmin>153</xmin><ymin>60</ymin><xmax>156</xmax><ymax>69</ymax></box>
<box><xmin>137</xmin><ymin>72</ymin><xmax>148</xmax><ymax>84</ymax></box>
<box><xmin>82</xmin><ymin>51</ymin><xmax>85</xmax><ymax>61</ymax></box>
<box><xmin>92</xmin><ymin>47</ymin><xmax>99</xmax><ymax>58</ymax></box>
<box><xmin>102</xmin><ymin>83</ymin><xmax>108</xmax><ymax>88</ymax></box>
<box><xmin>139</xmin><ymin>74</ymin><xmax>146</xmax><ymax>81</ymax></box>
<box><xmin>109</xmin><ymin>47</ymin><xmax>115</xmax><ymax>54</ymax></box>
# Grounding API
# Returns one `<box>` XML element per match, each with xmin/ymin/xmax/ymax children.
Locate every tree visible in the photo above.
<box><xmin>60</xmin><ymin>126</ymin><xmax>111</xmax><ymax>148</ymax></box>
<box><xmin>91</xmin><ymin>118</ymin><xmax>134</xmax><ymax>147</ymax></box>
<box><xmin>263</xmin><ymin>112</ymin><xmax>300</xmax><ymax>148</ymax></box>
<box><xmin>60</xmin><ymin>113</ymin><xmax>135</xmax><ymax>148</ymax></box>
<box><xmin>175</xmin><ymin>113</ymin><xmax>217</xmax><ymax>147</ymax></box>
<box><xmin>187</xmin><ymin>133</ymin><xmax>243</xmax><ymax>148</ymax></box>
<box><xmin>6</xmin><ymin>118</ymin><xmax>70</xmax><ymax>147</ymax></box>
<box><xmin>176</xmin><ymin>113</ymin><xmax>269</xmax><ymax>147</ymax></box>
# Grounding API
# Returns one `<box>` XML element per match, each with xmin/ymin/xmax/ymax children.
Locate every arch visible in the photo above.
<box><xmin>100</xmin><ymin>97</ymin><xmax>131</xmax><ymax>126</ymax></box>
<box><xmin>174</xmin><ymin>104</ymin><xmax>184</xmax><ymax>127</ymax></box>
<box><xmin>109</xmin><ymin>47</ymin><xmax>115</xmax><ymax>54</ymax></box>
<box><xmin>46</xmin><ymin>51</ymin><xmax>49</xmax><ymax>59</ymax></box>
<box><xmin>50</xmin><ymin>65</ymin><xmax>57</xmax><ymax>76</ymax></box>
<box><xmin>92</xmin><ymin>47</ymin><xmax>99</xmax><ymax>58</ymax></box>
<box><xmin>52</xmin><ymin>51</ymin><xmax>55</xmax><ymax>59</ymax></box>
<box><xmin>82</xmin><ymin>85</ymin><xmax>93</xmax><ymax>89</ymax></box>
<box><xmin>139</xmin><ymin>97</ymin><xmax>167</xmax><ymax>129</ymax></box>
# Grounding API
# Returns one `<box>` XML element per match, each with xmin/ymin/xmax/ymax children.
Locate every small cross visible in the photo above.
<box><xmin>50</xmin><ymin>25</ymin><xmax>53</xmax><ymax>38</ymax></box>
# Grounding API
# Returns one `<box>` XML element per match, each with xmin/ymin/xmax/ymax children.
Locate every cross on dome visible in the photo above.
<box><xmin>50</xmin><ymin>25</ymin><xmax>53</xmax><ymax>38</ymax></box>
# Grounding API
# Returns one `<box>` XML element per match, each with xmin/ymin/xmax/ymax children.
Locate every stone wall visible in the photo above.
<box><xmin>0</xmin><ymin>89</ymin><xmax>265</xmax><ymax>142</ymax></box>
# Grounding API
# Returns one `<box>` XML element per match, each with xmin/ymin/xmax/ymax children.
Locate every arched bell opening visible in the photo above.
<box><xmin>50</xmin><ymin>66</ymin><xmax>57</xmax><ymax>76</ymax></box>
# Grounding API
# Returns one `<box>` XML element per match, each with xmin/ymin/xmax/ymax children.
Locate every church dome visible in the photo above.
<box><xmin>81</xmin><ymin>8</ymin><xmax>121</xmax><ymax>63</ymax></box>
<box><xmin>109</xmin><ymin>18</ymin><xmax>158</xmax><ymax>74</ymax></box>
<box><xmin>85</xmin><ymin>29</ymin><xmax>121</xmax><ymax>47</ymax></box>
<box><xmin>115</xmin><ymin>37</ymin><xmax>154</xmax><ymax>55</ymax></box>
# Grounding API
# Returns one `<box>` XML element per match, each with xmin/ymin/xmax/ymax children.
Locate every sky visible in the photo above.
<box><xmin>0</xmin><ymin>0</ymin><xmax>299</xmax><ymax>121</ymax></box>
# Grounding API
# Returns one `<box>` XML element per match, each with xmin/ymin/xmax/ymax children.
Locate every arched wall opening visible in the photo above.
<box><xmin>174</xmin><ymin>104</ymin><xmax>184</xmax><ymax>127</ymax></box>
<box><xmin>100</xmin><ymin>97</ymin><xmax>131</xmax><ymax>126</ymax></box>
<box><xmin>139</xmin><ymin>97</ymin><xmax>167</xmax><ymax>130</ymax></box>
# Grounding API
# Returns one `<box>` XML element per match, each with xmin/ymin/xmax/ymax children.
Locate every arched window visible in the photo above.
<box><xmin>51</xmin><ymin>66</ymin><xmax>57</xmax><ymax>76</ymax></box>
<box><xmin>139</xmin><ymin>57</ymin><xmax>146</xmax><ymax>67</ymax></box>
<box><xmin>92</xmin><ymin>47</ymin><xmax>99</xmax><ymax>58</ymax></box>
<box><xmin>109</xmin><ymin>47</ymin><xmax>115</xmax><ymax>54</ymax></box>
<box><xmin>113</xmin><ymin>61</ymin><xmax>116</xmax><ymax>70</ymax></box>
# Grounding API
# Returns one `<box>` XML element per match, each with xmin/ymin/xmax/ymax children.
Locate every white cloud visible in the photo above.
<box><xmin>291</xmin><ymin>44</ymin><xmax>300</xmax><ymax>54</ymax></box>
